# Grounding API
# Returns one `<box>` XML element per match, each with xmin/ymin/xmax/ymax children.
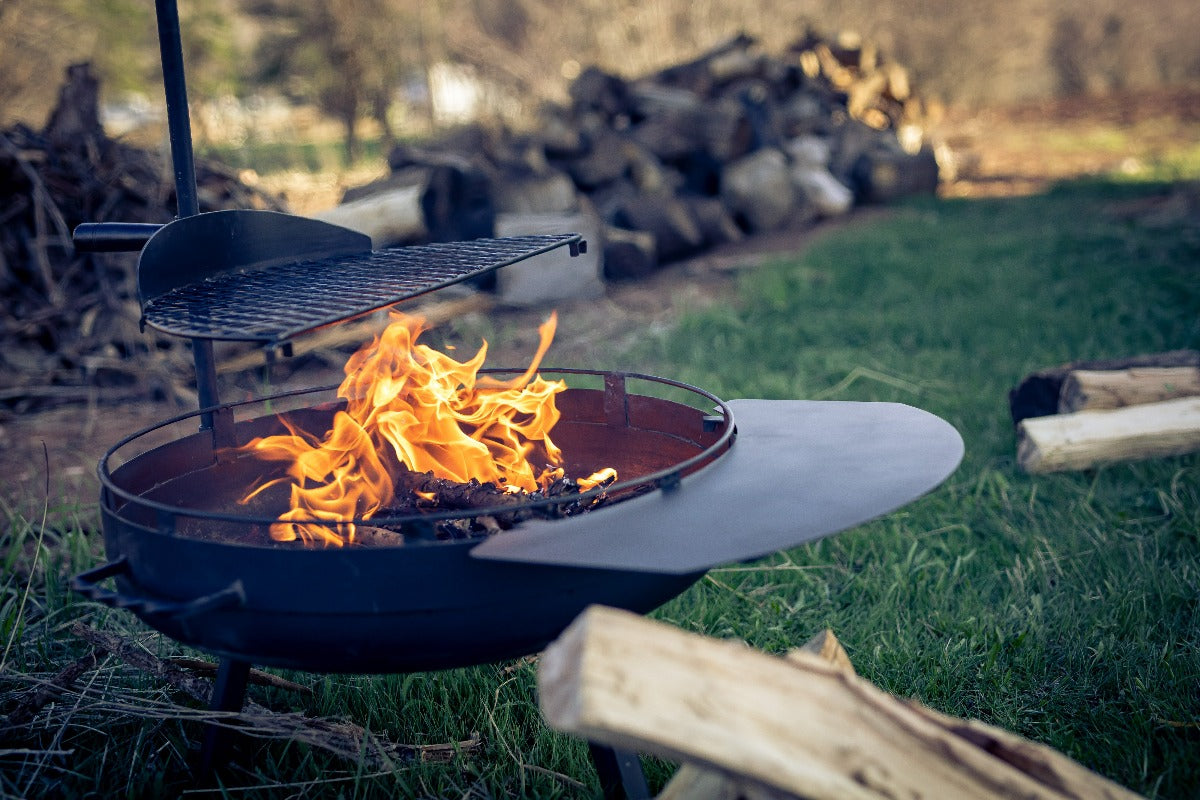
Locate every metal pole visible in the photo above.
<box><xmin>153</xmin><ymin>0</ymin><xmax>222</xmax><ymax>429</ymax></box>
<box><xmin>198</xmin><ymin>658</ymin><xmax>251</xmax><ymax>775</ymax></box>
<box><xmin>154</xmin><ymin>0</ymin><xmax>199</xmax><ymax>218</ymax></box>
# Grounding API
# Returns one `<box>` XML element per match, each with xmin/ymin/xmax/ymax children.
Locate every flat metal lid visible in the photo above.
<box><xmin>470</xmin><ymin>399</ymin><xmax>964</xmax><ymax>574</ymax></box>
<box><xmin>140</xmin><ymin>232</ymin><xmax>582</xmax><ymax>345</ymax></box>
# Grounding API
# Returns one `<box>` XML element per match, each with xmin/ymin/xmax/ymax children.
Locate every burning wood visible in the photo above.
<box><xmin>372</xmin><ymin>467</ymin><xmax>618</xmax><ymax>542</ymax></box>
<box><xmin>235</xmin><ymin>311</ymin><xmax>617</xmax><ymax>546</ymax></box>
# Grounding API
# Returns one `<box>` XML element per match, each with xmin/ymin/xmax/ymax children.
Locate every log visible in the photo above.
<box><xmin>313</xmin><ymin>184</ymin><xmax>425</xmax><ymax>248</ymax></box>
<box><xmin>492</xmin><ymin>210</ymin><xmax>604</xmax><ymax>306</ymax></box>
<box><xmin>610</xmin><ymin>194</ymin><xmax>705</xmax><ymax>262</ymax></box>
<box><xmin>539</xmin><ymin>606</ymin><xmax>1143</xmax><ymax>800</ymax></box>
<box><xmin>682</xmin><ymin>196</ymin><xmax>745</xmax><ymax>247</ymax></box>
<box><xmin>652</xmin><ymin>34</ymin><xmax>760</xmax><ymax>95</ymax></box>
<box><xmin>491</xmin><ymin>170</ymin><xmax>580</xmax><ymax>215</ymax></box>
<box><xmin>569</xmin><ymin>66</ymin><xmax>632</xmax><ymax>119</ymax></box>
<box><xmin>565</xmin><ymin>129</ymin><xmax>633</xmax><ymax>189</ymax></box>
<box><xmin>1009</xmin><ymin>350</ymin><xmax>1200</xmax><ymax>423</ymax></box>
<box><xmin>850</xmin><ymin>145</ymin><xmax>940</xmax><ymax>204</ymax></box>
<box><xmin>791</xmin><ymin>164</ymin><xmax>854</xmax><ymax>217</ymax></box>
<box><xmin>1059</xmin><ymin>367</ymin><xmax>1200</xmax><ymax>413</ymax></box>
<box><xmin>320</xmin><ymin>160</ymin><xmax>495</xmax><ymax>247</ymax></box>
<box><xmin>720</xmin><ymin>148</ymin><xmax>797</xmax><ymax>232</ymax></box>
<box><xmin>1017</xmin><ymin>396</ymin><xmax>1200</xmax><ymax>473</ymax></box>
<box><xmin>602</xmin><ymin>224</ymin><xmax>658</xmax><ymax>281</ymax></box>
<box><xmin>659</xmin><ymin>629</ymin><xmax>857</xmax><ymax>800</ymax></box>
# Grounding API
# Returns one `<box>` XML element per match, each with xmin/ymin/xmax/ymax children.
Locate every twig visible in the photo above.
<box><xmin>2</xmin><ymin>649</ymin><xmax>100</xmax><ymax>729</ymax></box>
<box><xmin>165</xmin><ymin>658</ymin><xmax>313</xmax><ymax>696</ymax></box>
<box><xmin>0</xmin><ymin>132</ymin><xmax>69</xmax><ymax>305</ymax></box>
<box><xmin>69</xmin><ymin>623</ymin><xmax>482</xmax><ymax>769</ymax></box>
<box><xmin>70</xmin><ymin>624</ymin><xmax>214</xmax><ymax>705</ymax></box>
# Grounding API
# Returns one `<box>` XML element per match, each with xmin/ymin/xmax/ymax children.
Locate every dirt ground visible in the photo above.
<box><xmin>4</xmin><ymin>89</ymin><xmax>1198</xmax><ymax>524</ymax></box>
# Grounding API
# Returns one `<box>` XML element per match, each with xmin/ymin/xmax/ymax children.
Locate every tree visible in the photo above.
<box><xmin>248</xmin><ymin>0</ymin><xmax>417</xmax><ymax>163</ymax></box>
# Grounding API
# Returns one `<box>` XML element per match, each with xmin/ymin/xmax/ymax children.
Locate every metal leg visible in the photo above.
<box><xmin>588</xmin><ymin>742</ymin><xmax>650</xmax><ymax>800</ymax></box>
<box><xmin>197</xmin><ymin>657</ymin><xmax>251</xmax><ymax>776</ymax></box>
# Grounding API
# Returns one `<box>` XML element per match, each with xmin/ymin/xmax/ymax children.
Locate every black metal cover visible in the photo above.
<box><xmin>139</xmin><ymin>224</ymin><xmax>583</xmax><ymax>345</ymax></box>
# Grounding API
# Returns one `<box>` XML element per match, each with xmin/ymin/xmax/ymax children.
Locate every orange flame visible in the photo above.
<box><xmin>239</xmin><ymin>311</ymin><xmax>569</xmax><ymax>546</ymax></box>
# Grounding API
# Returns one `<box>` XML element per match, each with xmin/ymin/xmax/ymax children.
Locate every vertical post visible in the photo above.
<box><xmin>198</xmin><ymin>658</ymin><xmax>251</xmax><ymax>775</ymax></box>
<box><xmin>153</xmin><ymin>0</ymin><xmax>222</xmax><ymax>432</ymax></box>
<box><xmin>588</xmin><ymin>743</ymin><xmax>650</xmax><ymax>800</ymax></box>
<box><xmin>154</xmin><ymin>0</ymin><xmax>199</xmax><ymax>218</ymax></box>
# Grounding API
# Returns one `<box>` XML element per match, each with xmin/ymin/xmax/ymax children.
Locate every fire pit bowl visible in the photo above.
<box><xmin>79</xmin><ymin>371</ymin><xmax>733</xmax><ymax>673</ymax></box>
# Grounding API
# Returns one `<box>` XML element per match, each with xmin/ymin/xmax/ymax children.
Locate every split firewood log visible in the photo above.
<box><xmin>1017</xmin><ymin>396</ymin><xmax>1200</xmax><ymax>473</ymax></box>
<box><xmin>539</xmin><ymin>605</ymin><xmax>1145</xmax><ymax>800</ymax></box>
<box><xmin>564</xmin><ymin>129</ymin><xmax>634</xmax><ymax>189</ymax></box>
<box><xmin>610</xmin><ymin>194</ymin><xmax>705</xmax><ymax>262</ymax></box>
<box><xmin>602</xmin><ymin>225</ymin><xmax>658</xmax><ymax>281</ymax></box>
<box><xmin>682</xmin><ymin>196</ymin><xmax>745</xmax><ymax>247</ymax></box>
<box><xmin>721</xmin><ymin>148</ymin><xmax>797</xmax><ymax>232</ymax></box>
<box><xmin>490</xmin><ymin>169</ymin><xmax>580</xmax><ymax>215</ymax></box>
<box><xmin>850</xmin><ymin>145</ymin><xmax>940</xmax><ymax>204</ymax></box>
<box><xmin>1058</xmin><ymin>366</ymin><xmax>1200</xmax><ymax>413</ymax></box>
<box><xmin>1008</xmin><ymin>350</ymin><xmax>1200</xmax><ymax>423</ymax></box>
<box><xmin>320</xmin><ymin>159</ymin><xmax>495</xmax><ymax>248</ymax></box>
<box><xmin>569</xmin><ymin>66</ymin><xmax>632</xmax><ymax>119</ymax></box>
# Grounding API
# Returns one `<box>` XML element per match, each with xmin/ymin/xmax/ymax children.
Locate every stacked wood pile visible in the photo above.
<box><xmin>0</xmin><ymin>64</ymin><xmax>285</xmax><ymax>415</ymax></box>
<box><xmin>329</xmin><ymin>30</ymin><xmax>939</xmax><ymax>282</ymax></box>
<box><xmin>1010</xmin><ymin>350</ymin><xmax>1200</xmax><ymax>473</ymax></box>
<box><xmin>539</xmin><ymin>605</ymin><xmax>1145</xmax><ymax>800</ymax></box>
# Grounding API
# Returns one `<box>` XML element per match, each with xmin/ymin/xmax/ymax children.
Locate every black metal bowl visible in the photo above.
<box><xmin>79</xmin><ymin>371</ymin><xmax>733</xmax><ymax>673</ymax></box>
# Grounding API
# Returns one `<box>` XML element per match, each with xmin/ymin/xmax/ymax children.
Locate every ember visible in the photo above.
<box><xmin>237</xmin><ymin>311</ymin><xmax>613</xmax><ymax>546</ymax></box>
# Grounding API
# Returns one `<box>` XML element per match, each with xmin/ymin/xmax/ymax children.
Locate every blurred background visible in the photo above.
<box><xmin>4</xmin><ymin>0</ymin><xmax>1198</xmax><ymax>182</ymax></box>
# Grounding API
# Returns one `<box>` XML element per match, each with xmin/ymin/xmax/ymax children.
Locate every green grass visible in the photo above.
<box><xmin>3</xmin><ymin>175</ymin><xmax>1199</xmax><ymax>798</ymax></box>
<box><xmin>196</xmin><ymin>137</ymin><xmax>389</xmax><ymax>175</ymax></box>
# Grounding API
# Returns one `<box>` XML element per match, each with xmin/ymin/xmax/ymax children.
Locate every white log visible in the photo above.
<box><xmin>1017</xmin><ymin>396</ymin><xmax>1200</xmax><ymax>473</ymax></box>
<box><xmin>1058</xmin><ymin>367</ymin><xmax>1200</xmax><ymax>413</ymax></box>
<box><xmin>538</xmin><ymin>605</ymin><xmax>1142</xmax><ymax>800</ymax></box>
<box><xmin>791</xmin><ymin>164</ymin><xmax>854</xmax><ymax>217</ymax></box>
<box><xmin>312</xmin><ymin>185</ymin><xmax>425</xmax><ymax>248</ymax></box>
<box><xmin>492</xmin><ymin>211</ymin><xmax>604</xmax><ymax>307</ymax></box>
<box><xmin>660</xmin><ymin>629</ymin><xmax>857</xmax><ymax>800</ymax></box>
<box><xmin>721</xmin><ymin>148</ymin><xmax>796</xmax><ymax>232</ymax></box>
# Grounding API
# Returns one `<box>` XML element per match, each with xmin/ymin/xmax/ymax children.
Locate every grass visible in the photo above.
<box><xmin>3</xmin><ymin>173</ymin><xmax>1199</xmax><ymax>798</ymax></box>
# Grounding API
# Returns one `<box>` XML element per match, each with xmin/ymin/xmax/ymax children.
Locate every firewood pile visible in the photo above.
<box><xmin>0</xmin><ymin>64</ymin><xmax>285</xmax><ymax>415</ymax></box>
<box><xmin>1010</xmin><ymin>350</ymin><xmax>1200</xmax><ymax>473</ymax></box>
<box><xmin>331</xmin><ymin>30</ymin><xmax>940</xmax><ymax>282</ymax></box>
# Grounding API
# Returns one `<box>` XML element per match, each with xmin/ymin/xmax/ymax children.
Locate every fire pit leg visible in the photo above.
<box><xmin>197</xmin><ymin>657</ymin><xmax>251</xmax><ymax>775</ymax></box>
<box><xmin>588</xmin><ymin>742</ymin><xmax>650</xmax><ymax>800</ymax></box>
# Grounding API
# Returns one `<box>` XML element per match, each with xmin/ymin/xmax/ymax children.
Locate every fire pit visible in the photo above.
<box><xmin>71</xmin><ymin>1</ymin><xmax>964</xmax><ymax>793</ymax></box>
<box><xmin>77</xmin><ymin>371</ymin><xmax>733</xmax><ymax>673</ymax></box>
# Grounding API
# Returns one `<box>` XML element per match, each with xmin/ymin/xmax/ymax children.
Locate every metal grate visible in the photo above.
<box><xmin>141</xmin><ymin>234</ymin><xmax>582</xmax><ymax>345</ymax></box>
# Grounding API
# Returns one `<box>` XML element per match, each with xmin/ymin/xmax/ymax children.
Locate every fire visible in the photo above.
<box><xmin>239</xmin><ymin>310</ymin><xmax>583</xmax><ymax>546</ymax></box>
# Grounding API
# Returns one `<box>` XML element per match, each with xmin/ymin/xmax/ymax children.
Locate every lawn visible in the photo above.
<box><xmin>2</xmin><ymin>174</ymin><xmax>1198</xmax><ymax>798</ymax></box>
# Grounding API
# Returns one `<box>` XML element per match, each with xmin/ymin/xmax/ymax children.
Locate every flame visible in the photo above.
<box><xmin>238</xmin><ymin>311</ymin><xmax>574</xmax><ymax>546</ymax></box>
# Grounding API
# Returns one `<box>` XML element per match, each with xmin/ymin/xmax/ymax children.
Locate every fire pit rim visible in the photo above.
<box><xmin>98</xmin><ymin>368</ymin><xmax>736</xmax><ymax>536</ymax></box>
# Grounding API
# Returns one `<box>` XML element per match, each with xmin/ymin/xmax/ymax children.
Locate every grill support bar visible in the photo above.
<box><xmin>154</xmin><ymin>0</ymin><xmax>223</xmax><ymax>435</ymax></box>
<box><xmin>154</xmin><ymin>0</ymin><xmax>198</xmax><ymax>218</ymax></box>
<box><xmin>198</xmin><ymin>658</ymin><xmax>251</xmax><ymax>775</ymax></box>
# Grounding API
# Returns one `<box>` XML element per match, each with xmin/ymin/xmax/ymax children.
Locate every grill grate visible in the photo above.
<box><xmin>141</xmin><ymin>234</ymin><xmax>582</xmax><ymax>344</ymax></box>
